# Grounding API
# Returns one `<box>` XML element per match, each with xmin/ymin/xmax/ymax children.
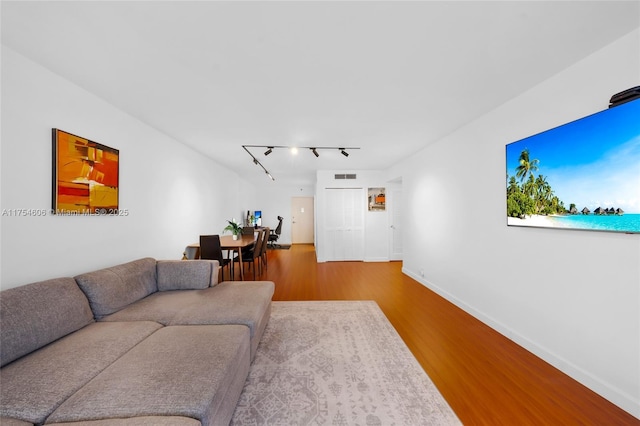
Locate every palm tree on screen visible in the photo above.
<box><xmin>515</xmin><ymin>149</ymin><xmax>539</xmax><ymax>182</ymax></box>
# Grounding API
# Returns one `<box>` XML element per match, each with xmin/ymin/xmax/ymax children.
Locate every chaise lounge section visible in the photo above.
<box><xmin>0</xmin><ymin>258</ymin><xmax>274</xmax><ymax>426</ymax></box>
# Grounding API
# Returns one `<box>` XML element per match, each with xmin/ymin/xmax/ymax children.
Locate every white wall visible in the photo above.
<box><xmin>247</xmin><ymin>170</ymin><xmax>399</xmax><ymax>258</ymax></box>
<box><xmin>0</xmin><ymin>47</ymin><xmax>249</xmax><ymax>289</ymax></box>
<box><xmin>249</xmin><ymin>182</ymin><xmax>315</xmax><ymax>245</ymax></box>
<box><xmin>389</xmin><ymin>30</ymin><xmax>640</xmax><ymax>417</ymax></box>
<box><xmin>315</xmin><ymin>170</ymin><xmax>392</xmax><ymax>262</ymax></box>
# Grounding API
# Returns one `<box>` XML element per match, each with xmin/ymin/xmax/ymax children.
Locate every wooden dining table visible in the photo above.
<box><xmin>188</xmin><ymin>234</ymin><xmax>256</xmax><ymax>280</ymax></box>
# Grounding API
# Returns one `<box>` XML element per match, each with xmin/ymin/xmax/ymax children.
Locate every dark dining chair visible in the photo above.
<box><xmin>233</xmin><ymin>228</ymin><xmax>265</xmax><ymax>280</ymax></box>
<box><xmin>259</xmin><ymin>226</ymin><xmax>269</xmax><ymax>273</ymax></box>
<box><xmin>199</xmin><ymin>235</ymin><xmax>232</xmax><ymax>281</ymax></box>
<box><xmin>240</xmin><ymin>227</ymin><xmax>257</xmax><ymax>258</ymax></box>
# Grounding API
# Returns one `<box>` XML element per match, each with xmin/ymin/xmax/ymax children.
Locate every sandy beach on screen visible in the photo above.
<box><xmin>507</xmin><ymin>215</ymin><xmax>561</xmax><ymax>228</ymax></box>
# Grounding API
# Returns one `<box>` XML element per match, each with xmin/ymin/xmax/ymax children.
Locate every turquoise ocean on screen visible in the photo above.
<box><xmin>547</xmin><ymin>213</ymin><xmax>640</xmax><ymax>233</ymax></box>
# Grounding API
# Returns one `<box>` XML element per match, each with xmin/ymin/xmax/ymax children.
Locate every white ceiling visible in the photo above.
<box><xmin>2</xmin><ymin>1</ymin><xmax>639</xmax><ymax>186</ymax></box>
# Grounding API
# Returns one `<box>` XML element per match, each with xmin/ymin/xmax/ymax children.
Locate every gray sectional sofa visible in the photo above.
<box><xmin>0</xmin><ymin>258</ymin><xmax>275</xmax><ymax>426</ymax></box>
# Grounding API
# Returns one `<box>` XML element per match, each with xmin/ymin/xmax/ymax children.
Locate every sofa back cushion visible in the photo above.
<box><xmin>0</xmin><ymin>277</ymin><xmax>94</xmax><ymax>367</ymax></box>
<box><xmin>156</xmin><ymin>260</ymin><xmax>219</xmax><ymax>291</ymax></box>
<box><xmin>74</xmin><ymin>258</ymin><xmax>158</xmax><ymax>319</ymax></box>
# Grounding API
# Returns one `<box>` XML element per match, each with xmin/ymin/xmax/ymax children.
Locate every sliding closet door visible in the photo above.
<box><xmin>324</xmin><ymin>188</ymin><xmax>364</xmax><ymax>261</ymax></box>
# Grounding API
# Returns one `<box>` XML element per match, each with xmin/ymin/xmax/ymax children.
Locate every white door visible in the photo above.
<box><xmin>388</xmin><ymin>188</ymin><xmax>403</xmax><ymax>260</ymax></box>
<box><xmin>324</xmin><ymin>188</ymin><xmax>364</xmax><ymax>261</ymax></box>
<box><xmin>291</xmin><ymin>197</ymin><xmax>314</xmax><ymax>244</ymax></box>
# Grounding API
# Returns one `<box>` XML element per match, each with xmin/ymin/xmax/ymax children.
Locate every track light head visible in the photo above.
<box><xmin>243</xmin><ymin>145</ymin><xmax>359</xmax><ymax>180</ymax></box>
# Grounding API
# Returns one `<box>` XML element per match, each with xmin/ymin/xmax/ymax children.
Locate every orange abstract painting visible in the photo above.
<box><xmin>52</xmin><ymin>129</ymin><xmax>119</xmax><ymax>214</ymax></box>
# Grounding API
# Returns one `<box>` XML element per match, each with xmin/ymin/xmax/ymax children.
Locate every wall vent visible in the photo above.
<box><xmin>334</xmin><ymin>173</ymin><xmax>357</xmax><ymax>180</ymax></box>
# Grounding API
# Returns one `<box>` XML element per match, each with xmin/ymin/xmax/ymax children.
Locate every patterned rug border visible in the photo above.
<box><xmin>231</xmin><ymin>300</ymin><xmax>461</xmax><ymax>425</ymax></box>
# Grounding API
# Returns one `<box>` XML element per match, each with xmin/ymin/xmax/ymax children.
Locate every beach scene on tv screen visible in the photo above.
<box><xmin>506</xmin><ymin>99</ymin><xmax>640</xmax><ymax>234</ymax></box>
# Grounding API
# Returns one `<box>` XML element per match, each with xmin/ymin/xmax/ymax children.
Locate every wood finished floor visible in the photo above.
<box><xmin>234</xmin><ymin>244</ymin><xmax>639</xmax><ymax>425</ymax></box>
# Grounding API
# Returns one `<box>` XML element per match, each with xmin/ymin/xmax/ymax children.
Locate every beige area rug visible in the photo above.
<box><xmin>231</xmin><ymin>301</ymin><xmax>461</xmax><ymax>425</ymax></box>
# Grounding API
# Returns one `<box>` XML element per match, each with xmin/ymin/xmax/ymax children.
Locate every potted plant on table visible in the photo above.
<box><xmin>223</xmin><ymin>219</ymin><xmax>242</xmax><ymax>240</ymax></box>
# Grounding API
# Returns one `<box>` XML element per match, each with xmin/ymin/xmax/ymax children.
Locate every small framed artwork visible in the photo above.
<box><xmin>52</xmin><ymin>129</ymin><xmax>120</xmax><ymax>215</ymax></box>
<box><xmin>368</xmin><ymin>187</ymin><xmax>385</xmax><ymax>211</ymax></box>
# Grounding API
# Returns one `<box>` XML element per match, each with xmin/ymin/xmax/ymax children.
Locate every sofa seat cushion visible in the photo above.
<box><xmin>75</xmin><ymin>258</ymin><xmax>158</xmax><ymax>319</ymax></box>
<box><xmin>0</xmin><ymin>277</ymin><xmax>94</xmax><ymax>367</ymax></box>
<box><xmin>97</xmin><ymin>289</ymin><xmax>202</xmax><ymax>325</ymax></box>
<box><xmin>0</xmin><ymin>417</ymin><xmax>33</xmax><ymax>426</ymax></box>
<box><xmin>171</xmin><ymin>281</ymin><xmax>274</xmax><ymax>338</ymax></box>
<box><xmin>100</xmin><ymin>282</ymin><xmax>274</xmax><ymax>333</ymax></box>
<box><xmin>46</xmin><ymin>325</ymin><xmax>251</xmax><ymax>426</ymax></box>
<box><xmin>99</xmin><ymin>281</ymin><xmax>274</xmax><ymax>359</ymax></box>
<box><xmin>0</xmin><ymin>321</ymin><xmax>162</xmax><ymax>425</ymax></box>
<box><xmin>48</xmin><ymin>416</ymin><xmax>201</xmax><ymax>425</ymax></box>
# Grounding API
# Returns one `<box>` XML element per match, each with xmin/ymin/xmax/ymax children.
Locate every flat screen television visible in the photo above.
<box><xmin>506</xmin><ymin>98</ymin><xmax>640</xmax><ymax>234</ymax></box>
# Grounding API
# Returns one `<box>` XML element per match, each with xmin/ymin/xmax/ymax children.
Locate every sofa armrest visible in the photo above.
<box><xmin>156</xmin><ymin>260</ymin><xmax>219</xmax><ymax>291</ymax></box>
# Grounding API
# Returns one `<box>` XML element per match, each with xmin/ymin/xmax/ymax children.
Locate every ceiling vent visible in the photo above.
<box><xmin>334</xmin><ymin>173</ymin><xmax>357</xmax><ymax>180</ymax></box>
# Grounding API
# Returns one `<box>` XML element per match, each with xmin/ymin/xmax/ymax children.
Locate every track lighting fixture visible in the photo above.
<box><xmin>243</xmin><ymin>146</ymin><xmax>275</xmax><ymax>181</ymax></box>
<box><xmin>242</xmin><ymin>144</ymin><xmax>360</xmax><ymax>180</ymax></box>
<box><xmin>245</xmin><ymin>145</ymin><xmax>359</xmax><ymax>156</ymax></box>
